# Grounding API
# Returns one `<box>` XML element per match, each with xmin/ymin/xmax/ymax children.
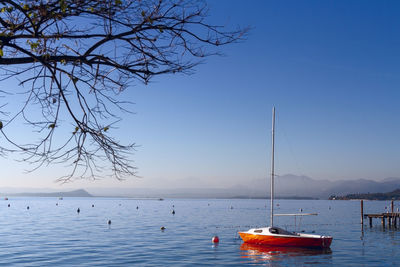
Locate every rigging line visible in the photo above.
<box><xmin>278</xmin><ymin>113</ymin><xmax>305</xmax><ymax>176</ymax></box>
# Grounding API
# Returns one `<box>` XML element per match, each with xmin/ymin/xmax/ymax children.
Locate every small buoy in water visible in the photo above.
<box><xmin>299</xmin><ymin>208</ymin><xmax>303</xmax><ymax>212</ymax></box>
<box><xmin>230</xmin><ymin>206</ymin><xmax>233</xmax><ymax>209</ymax></box>
<box><xmin>108</xmin><ymin>220</ymin><xmax>111</xmax><ymax>225</ymax></box>
<box><xmin>136</xmin><ymin>206</ymin><xmax>139</xmax><ymax>210</ymax></box>
<box><xmin>212</xmin><ymin>236</ymin><xmax>219</xmax><ymax>243</ymax></box>
<box><xmin>160</xmin><ymin>226</ymin><xmax>166</xmax><ymax>231</ymax></box>
<box><xmin>329</xmin><ymin>206</ymin><xmax>331</xmax><ymax>210</ymax></box>
<box><xmin>7</xmin><ymin>204</ymin><xmax>10</xmax><ymax>207</ymax></box>
<box><xmin>27</xmin><ymin>206</ymin><xmax>29</xmax><ymax>210</ymax></box>
<box><xmin>77</xmin><ymin>208</ymin><xmax>80</xmax><ymax>213</ymax></box>
<box><xmin>172</xmin><ymin>205</ymin><xmax>175</xmax><ymax>208</ymax></box>
<box><xmin>56</xmin><ymin>203</ymin><xmax>58</xmax><ymax>206</ymax></box>
<box><xmin>172</xmin><ymin>210</ymin><xmax>175</xmax><ymax>215</ymax></box>
<box><xmin>92</xmin><ymin>204</ymin><xmax>94</xmax><ymax>207</ymax></box>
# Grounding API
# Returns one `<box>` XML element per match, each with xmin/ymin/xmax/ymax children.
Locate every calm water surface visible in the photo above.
<box><xmin>0</xmin><ymin>197</ymin><xmax>398</xmax><ymax>266</ymax></box>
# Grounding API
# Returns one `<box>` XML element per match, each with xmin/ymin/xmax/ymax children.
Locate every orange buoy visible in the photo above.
<box><xmin>212</xmin><ymin>236</ymin><xmax>219</xmax><ymax>243</ymax></box>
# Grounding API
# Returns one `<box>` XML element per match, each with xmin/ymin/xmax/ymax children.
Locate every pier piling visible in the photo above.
<box><xmin>364</xmin><ymin>200</ymin><xmax>400</xmax><ymax>229</ymax></box>
<box><xmin>361</xmin><ymin>200</ymin><xmax>364</xmax><ymax>225</ymax></box>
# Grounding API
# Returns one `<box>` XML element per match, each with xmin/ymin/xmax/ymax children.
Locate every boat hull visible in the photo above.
<box><xmin>239</xmin><ymin>232</ymin><xmax>332</xmax><ymax>248</ymax></box>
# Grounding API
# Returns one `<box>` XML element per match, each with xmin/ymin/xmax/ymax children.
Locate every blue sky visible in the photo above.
<box><xmin>0</xmin><ymin>0</ymin><xmax>399</xmax><ymax>189</ymax></box>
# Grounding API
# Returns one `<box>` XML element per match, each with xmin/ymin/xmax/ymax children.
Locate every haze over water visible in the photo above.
<box><xmin>0</xmin><ymin>197</ymin><xmax>398</xmax><ymax>266</ymax></box>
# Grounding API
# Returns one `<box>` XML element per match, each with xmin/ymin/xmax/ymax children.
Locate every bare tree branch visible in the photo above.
<box><xmin>0</xmin><ymin>0</ymin><xmax>247</xmax><ymax>182</ymax></box>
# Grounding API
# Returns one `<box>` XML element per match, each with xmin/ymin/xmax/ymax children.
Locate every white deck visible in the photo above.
<box><xmin>242</xmin><ymin>226</ymin><xmax>330</xmax><ymax>239</ymax></box>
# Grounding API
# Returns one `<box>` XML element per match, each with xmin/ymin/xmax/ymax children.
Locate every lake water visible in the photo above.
<box><xmin>0</xmin><ymin>197</ymin><xmax>398</xmax><ymax>266</ymax></box>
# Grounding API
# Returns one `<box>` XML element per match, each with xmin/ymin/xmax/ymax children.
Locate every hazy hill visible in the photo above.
<box><xmin>271</xmin><ymin>175</ymin><xmax>400</xmax><ymax>199</ymax></box>
<box><xmin>3</xmin><ymin>189</ymin><xmax>92</xmax><ymax>197</ymax></box>
<box><xmin>84</xmin><ymin>175</ymin><xmax>400</xmax><ymax>199</ymax></box>
<box><xmin>1</xmin><ymin>175</ymin><xmax>400</xmax><ymax>199</ymax></box>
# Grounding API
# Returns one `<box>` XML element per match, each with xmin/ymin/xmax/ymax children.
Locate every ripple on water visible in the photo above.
<box><xmin>0</xmin><ymin>198</ymin><xmax>397</xmax><ymax>266</ymax></box>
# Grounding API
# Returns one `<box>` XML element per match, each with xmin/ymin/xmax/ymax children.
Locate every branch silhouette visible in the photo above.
<box><xmin>0</xmin><ymin>0</ymin><xmax>247</xmax><ymax>181</ymax></box>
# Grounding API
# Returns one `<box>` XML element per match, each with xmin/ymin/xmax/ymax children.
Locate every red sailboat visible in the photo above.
<box><xmin>238</xmin><ymin>107</ymin><xmax>332</xmax><ymax>249</ymax></box>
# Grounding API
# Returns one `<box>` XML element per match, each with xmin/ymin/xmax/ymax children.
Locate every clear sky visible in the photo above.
<box><xmin>0</xmin><ymin>0</ymin><xmax>399</xmax><ymax>190</ymax></box>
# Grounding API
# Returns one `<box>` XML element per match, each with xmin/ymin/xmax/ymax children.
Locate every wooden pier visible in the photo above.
<box><xmin>362</xmin><ymin>200</ymin><xmax>400</xmax><ymax>228</ymax></box>
<box><xmin>364</xmin><ymin>213</ymin><xmax>400</xmax><ymax>228</ymax></box>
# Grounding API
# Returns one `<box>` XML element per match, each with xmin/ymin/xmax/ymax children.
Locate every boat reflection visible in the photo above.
<box><xmin>240</xmin><ymin>243</ymin><xmax>332</xmax><ymax>264</ymax></box>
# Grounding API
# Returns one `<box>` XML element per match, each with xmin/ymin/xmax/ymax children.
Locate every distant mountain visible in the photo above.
<box><xmin>1</xmin><ymin>175</ymin><xmax>399</xmax><ymax>199</ymax></box>
<box><xmin>84</xmin><ymin>175</ymin><xmax>400</xmax><ymax>199</ymax></box>
<box><xmin>4</xmin><ymin>189</ymin><xmax>92</xmax><ymax>197</ymax></box>
<box><xmin>322</xmin><ymin>178</ymin><xmax>400</xmax><ymax>198</ymax></box>
<box><xmin>256</xmin><ymin>174</ymin><xmax>400</xmax><ymax>199</ymax></box>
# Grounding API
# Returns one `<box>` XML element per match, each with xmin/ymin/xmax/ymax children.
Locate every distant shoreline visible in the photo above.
<box><xmin>1</xmin><ymin>195</ymin><xmax>319</xmax><ymax>200</ymax></box>
<box><xmin>1</xmin><ymin>189</ymin><xmax>92</xmax><ymax>198</ymax></box>
<box><xmin>0</xmin><ymin>188</ymin><xmax>320</xmax><ymax>199</ymax></box>
<box><xmin>329</xmin><ymin>189</ymin><xmax>400</xmax><ymax>201</ymax></box>
<box><xmin>227</xmin><ymin>196</ymin><xmax>319</xmax><ymax>200</ymax></box>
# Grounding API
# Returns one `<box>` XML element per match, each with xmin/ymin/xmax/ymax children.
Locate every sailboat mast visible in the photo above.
<box><xmin>270</xmin><ymin>107</ymin><xmax>275</xmax><ymax>227</ymax></box>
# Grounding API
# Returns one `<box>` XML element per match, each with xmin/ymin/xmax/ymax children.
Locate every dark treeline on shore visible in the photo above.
<box><xmin>330</xmin><ymin>189</ymin><xmax>400</xmax><ymax>200</ymax></box>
